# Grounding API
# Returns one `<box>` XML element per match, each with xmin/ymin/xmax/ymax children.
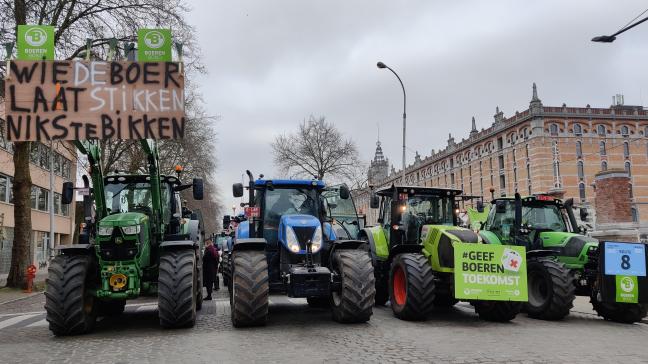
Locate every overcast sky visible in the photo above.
<box><xmin>190</xmin><ymin>0</ymin><xmax>648</xmax><ymax>212</ymax></box>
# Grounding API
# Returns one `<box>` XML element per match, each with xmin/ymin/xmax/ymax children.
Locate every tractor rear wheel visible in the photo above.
<box><xmin>331</xmin><ymin>250</ymin><xmax>375</xmax><ymax>323</ymax></box>
<box><xmin>526</xmin><ymin>257</ymin><xmax>575</xmax><ymax>320</ymax></box>
<box><xmin>231</xmin><ymin>250</ymin><xmax>269</xmax><ymax>327</ymax></box>
<box><xmin>158</xmin><ymin>249</ymin><xmax>198</xmax><ymax>328</ymax></box>
<box><xmin>389</xmin><ymin>253</ymin><xmax>435</xmax><ymax>321</ymax></box>
<box><xmin>45</xmin><ymin>255</ymin><xmax>97</xmax><ymax>336</ymax></box>
<box><xmin>474</xmin><ymin>301</ymin><xmax>521</xmax><ymax>322</ymax></box>
<box><xmin>591</xmin><ymin>292</ymin><xmax>648</xmax><ymax>323</ymax></box>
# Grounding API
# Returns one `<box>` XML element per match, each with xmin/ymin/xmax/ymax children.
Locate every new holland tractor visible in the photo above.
<box><xmin>227</xmin><ymin>172</ymin><xmax>375</xmax><ymax>326</ymax></box>
<box><xmin>45</xmin><ymin>140</ymin><xmax>205</xmax><ymax>335</ymax></box>
<box><xmin>360</xmin><ymin>186</ymin><xmax>521</xmax><ymax>321</ymax></box>
<box><xmin>479</xmin><ymin>193</ymin><xmax>647</xmax><ymax>323</ymax></box>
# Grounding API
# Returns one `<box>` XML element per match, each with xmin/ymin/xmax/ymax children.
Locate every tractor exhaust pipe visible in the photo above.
<box><xmin>514</xmin><ymin>192</ymin><xmax>522</xmax><ymax>243</ymax></box>
<box><xmin>246</xmin><ymin>170</ymin><xmax>256</xmax><ymax>238</ymax></box>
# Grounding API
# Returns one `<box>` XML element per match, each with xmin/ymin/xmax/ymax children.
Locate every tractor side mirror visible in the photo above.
<box><xmin>476</xmin><ymin>200</ymin><xmax>484</xmax><ymax>213</ymax></box>
<box><xmin>233</xmin><ymin>183</ymin><xmax>244</xmax><ymax>198</ymax></box>
<box><xmin>580</xmin><ymin>207</ymin><xmax>589</xmax><ymax>221</ymax></box>
<box><xmin>339</xmin><ymin>184</ymin><xmax>350</xmax><ymax>200</ymax></box>
<box><xmin>495</xmin><ymin>200</ymin><xmax>507</xmax><ymax>213</ymax></box>
<box><xmin>61</xmin><ymin>182</ymin><xmax>74</xmax><ymax>205</ymax></box>
<box><xmin>223</xmin><ymin>215</ymin><xmax>231</xmax><ymax>229</ymax></box>
<box><xmin>370</xmin><ymin>193</ymin><xmax>380</xmax><ymax>209</ymax></box>
<box><xmin>192</xmin><ymin>178</ymin><xmax>204</xmax><ymax>200</ymax></box>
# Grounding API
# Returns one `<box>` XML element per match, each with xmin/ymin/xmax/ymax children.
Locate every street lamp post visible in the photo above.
<box><xmin>592</xmin><ymin>13</ymin><xmax>648</xmax><ymax>42</ymax></box>
<box><xmin>377</xmin><ymin>61</ymin><xmax>407</xmax><ymax>185</ymax></box>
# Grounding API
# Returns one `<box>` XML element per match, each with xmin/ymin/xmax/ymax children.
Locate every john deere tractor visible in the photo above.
<box><xmin>479</xmin><ymin>193</ymin><xmax>647</xmax><ymax>323</ymax></box>
<box><xmin>45</xmin><ymin>140</ymin><xmax>205</xmax><ymax>335</ymax></box>
<box><xmin>227</xmin><ymin>172</ymin><xmax>375</xmax><ymax>326</ymax></box>
<box><xmin>360</xmin><ymin>186</ymin><xmax>521</xmax><ymax>321</ymax></box>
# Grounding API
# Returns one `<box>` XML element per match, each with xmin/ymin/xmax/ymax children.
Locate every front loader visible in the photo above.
<box><xmin>44</xmin><ymin>139</ymin><xmax>205</xmax><ymax>335</ymax></box>
<box><xmin>360</xmin><ymin>185</ymin><xmax>524</xmax><ymax>322</ymax></box>
<box><xmin>479</xmin><ymin>193</ymin><xmax>648</xmax><ymax>323</ymax></box>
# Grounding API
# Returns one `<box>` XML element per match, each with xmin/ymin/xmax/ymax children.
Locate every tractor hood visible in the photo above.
<box><xmin>537</xmin><ymin>231</ymin><xmax>598</xmax><ymax>257</ymax></box>
<box><xmin>99</xmin><ymin>212</ymin><xmax>148</xmax><ymax>227</ymax></box>
<box><xmin>278</xmin><ymin>214</ymin><xmax>322</xmax><ymax>254</ymax></box>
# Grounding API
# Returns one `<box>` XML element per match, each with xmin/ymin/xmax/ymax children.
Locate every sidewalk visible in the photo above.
<box><xmin>0</xmin><ymin>272</ymin><xmax>47</xmax><ymax>305</ymax></box>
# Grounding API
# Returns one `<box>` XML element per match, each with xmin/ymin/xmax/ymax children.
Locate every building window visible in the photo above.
<box><xmin>552</xmin><ymin>141</ymin><xmax>561</xmax><ymax>188</ymax></box>
<box><xmin>623</xmin><ymin>141</ymin><xmax>630</xmax><ymax>158</ymax></box>
<box><xmin>498</xmin><ymin>155</ymin><xmax>504</xmax><ymax>170</ymax></box>
<box><xmin>625</xmin><ymin>161</ymin><xmax>632</xmax><ymax>177</ymax></box>
<box><xmin>30</xmin><ymin>143</ymin><xmax>40</xmax><ymax>164</ymax></box>
<box><xmin>629</xmin><ymin>183</ymin><xmax>634</xmax><ymax>199</ymax></box>
<box><xmin>450</xmin><ymin>173</ymin><xmax>455</xmax><ymax>186</ymax></box>
<box><xmin>497</xmin><ymin>137</ymin><xmax>503</xmax><ymax>150</ymax></box>
<box><xmin>549</xmin><ymin>124</ymin><xmax>558</xmax><ymax>136</ymax></box>
<box><xmin>30</xmin><ymin>186</ymin><xmax>49</xmax><ymax>212</ymax></box>
<box><xmin>621</xmin><ymin>125</ymin><xmax>629</xmax><ymax>137</ymax></box>
<box><xmin>0</xmin><ymin>175</ymin><xmax>8</xmax><ymax>202</ymax></box>
<box><xmin>579</xmin><ymin>183</ymin><xmax>586</xmax><ymax>202</ymax></box>
<box><xmin>599</xmin><ymin>141</ymin><xmax>606</xmax><ymax>156</ymax></box>
<box><xmin>54</xmin><ymin>154</ymin><xmax>61</xmax><ymax>175</ymax></box>
<box><xmin>577</xmin><ymin>161</ymin><xmax>584</xmax><ymax>180</ymax></box>
<box><xmin>39</xmin><ymin>146</ymin><xmax>50</xmax><ymax>170</ymax></box>
<box><xmin>597</xmin><ymin>125</ymin><xmax>606</xmax><ymax>136</ymax></box>
<box><xmin>576</xmin><ymin>141</ymin><xmax>582</xmax><ymax>158</ymax></box>
<box><xmin>574</xmin><ymin>124</ymin><xmax>582</xmax><ymax>136</ymax></box>
<box><xmin>500</xmin><ymin>175</ymin><xmax>506</xmax><ymax>189</ymax></box>
<box><xmin>631</xmin><ymin>207</ymin><xmax>638</xmax><ymax>223</ymax></box>
<box><xmin>526</xmin><ymin>163</ymin><xmax>531</xmax><ymax>180</ymax></box>
<box><xmin>601</xmin><ymin>161</ymin><xmax>608</xmax><ymax>171</ymax></box>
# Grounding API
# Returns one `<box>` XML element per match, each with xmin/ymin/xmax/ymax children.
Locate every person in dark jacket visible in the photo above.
<box><xmin>202</xmin><ymin>239</ymin><xmax>219</xmax><ymax>300</ymax></box>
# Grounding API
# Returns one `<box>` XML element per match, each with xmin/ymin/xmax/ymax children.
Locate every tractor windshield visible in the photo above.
<box><xmin>105</xmin><ymin>181</ymin><xmax>171</xmax><ymax>216</ymax></box>
<box><xmin>263</xmin><ymin>187</ymin><xmax>319</xmax><ymax>229</ymax></box>
<box><xmin>323</xmin><ymin>187</ymin><xmax>359</xmax><ymax>238</ymax></box>
<box><xmin>404</xmin><ymin>195</ymin><xmax>454</xmax><ymax>225</ymax></box>
<box><xmin>522</xmin><ymin>203</ymin><xmax>568</xmax><ymax>232</ymax></box>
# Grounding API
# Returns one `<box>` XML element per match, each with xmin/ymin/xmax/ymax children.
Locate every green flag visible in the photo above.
<box><xmin>138</xmin><ymin>29</ymin><xmax>172</xmax><ymax>62</ymax></box>
<box><xmin>17</xmin><ymin>25</ymin><xmax>55</xmax><ymax>60</ymax></box>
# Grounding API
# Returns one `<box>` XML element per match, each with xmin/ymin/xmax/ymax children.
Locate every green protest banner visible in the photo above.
<box><xmin>616</xmin><ymin>275</ymin><xmax>639</xmax><ymax>303</ymax></box>
<box><xmin>138</xmin><ymin>29</ymin><xmax>172</xmax><ymax>62</ymax></box>
<box><xmin>454</xmin><ymin>243</ymin><xmax>528</xmax><ymax>301</ymax></box>
<box><xmin>17</xmin><ymin>25</ymin><xmax>54</xmax><ymax>60</ymax></box>
<box><xmin>467</xmin><ymin>206</ymin><xmax>490</xmax><ymax>231</ymax></box>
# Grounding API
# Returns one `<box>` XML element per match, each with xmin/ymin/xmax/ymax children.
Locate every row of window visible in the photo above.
<box><xmin>0</xmin><ymin>174</ymin><xmax>69</xmax><ymax>216</ymax></box>
<box><xmin>29</xmin><ymin>143</ymin><xmax>73</xmax><ymax>180</ymax></box>
<box><xmin>550</xmin><ymin>123</ymin><xmax>642</xmax><ymax>137</ymax></box>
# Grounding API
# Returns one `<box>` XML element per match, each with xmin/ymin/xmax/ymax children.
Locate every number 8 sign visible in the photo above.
<box><xmin>604</xmin><ymin>242</ymin><xmax>646</xmax><ymax>277</ymax></box>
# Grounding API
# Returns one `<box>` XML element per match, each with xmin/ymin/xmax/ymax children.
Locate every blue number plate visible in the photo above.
<box><xmin>604</xmin><ymin>242</ymin><xmax>646</xmax><ymax>277</ymax></box>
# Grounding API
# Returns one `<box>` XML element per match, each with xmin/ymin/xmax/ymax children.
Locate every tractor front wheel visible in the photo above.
<box><xmin>331</xmin><ymin>250</ymin><xmax>375</xmax><ymax>323</ymax></box>
<box><xmin>389</xmin><ymin>253</ymin><xmax>435</xmax><ymax>321</ymax></box>
<box><xmin>231</xmin><ymin>250</ymin><xmax>269</xmax><ymax>327</ymax></box>
<box><xmin>474</xmin><ymin>301</ymin><xmax>521</xmax><ymax>322</ymax></box>
<box><xmin>45</xmin><ymin>255</ymin><xmax>97</xmax><ymax>336</ymax></box>
<box><xmin>526</xmin><ymin>258</ymin><xmax>575</xmax><ymax>320</ymax></box>
<box><xmin>158</xmin><ymin>249</ymin><xmax>198</xmax><ymax>328</ymax></box>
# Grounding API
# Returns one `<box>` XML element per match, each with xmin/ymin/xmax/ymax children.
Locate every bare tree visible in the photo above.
<box><xmin>0</xmin><ymin>0</ymin><xmax>208</xmax><ymax>288</ymax></box>
<box><xmin>272</xmin><ymin>116</ymin><xmax>361</xmax><ymax>183</ymax></box>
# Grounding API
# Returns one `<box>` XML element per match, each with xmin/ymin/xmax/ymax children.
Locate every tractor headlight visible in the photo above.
<box><xmin>286</xmin><ymin>227</ymin><xmax>301</xmax><ymax>253</ymax></box>
<box><xmin>121</xmin><ymin>225</ymin><xmax>141</xmax><ymax>235</ymax></box>
<box><xmin>311</xmin><ymin>226</ymin><xmax>323</xmax><ymax>253</ymax></box>
<box><xmin>98</xmin><ymin>226</ymin><xmax>114</xmax><ymax>236</ymax></box>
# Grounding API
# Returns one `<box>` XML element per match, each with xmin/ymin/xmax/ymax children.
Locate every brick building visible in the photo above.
<box><xmin>0</xmin><ymin>102</ymin><xmax>77</xmax><ymax>277</ymax></box>
<box><xmin>356</xmin><ymin>84</ymin><xmax>648</xmax><ymax>229</ymax></box>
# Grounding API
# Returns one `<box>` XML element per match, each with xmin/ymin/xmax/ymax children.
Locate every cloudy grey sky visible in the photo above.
<box><xmin>190</xmin><ymin>0</ymin><xmax>648</xmax><ymax>211</ymax></box>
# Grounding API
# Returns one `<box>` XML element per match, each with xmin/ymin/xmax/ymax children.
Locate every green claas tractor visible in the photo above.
<box><xmin>479</xmin><ymin>193</ymin><xmax>647</xmax><ymax>322</ymax></box>
<box><xmin>45</xmin><ymin>140</ymin><xmax>205</xmax><ymax>335</ymax></box>
<box><xmin>360</xmin><ymin>186</ymin><xmax>522</xmax><ymax>321</ymax></box>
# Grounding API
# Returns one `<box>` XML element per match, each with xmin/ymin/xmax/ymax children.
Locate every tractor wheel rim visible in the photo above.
<box><xmin>528</xmin><ymin>270</ymin><xmax>549</xmax><ymax>308</ymax></box>
<box><xmin>393</xmin><ymin>266</ymin><xmax>407</xmax><ymax>306</ymax></box>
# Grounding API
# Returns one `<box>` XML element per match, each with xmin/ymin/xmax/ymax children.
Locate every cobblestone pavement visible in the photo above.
<box><xmin>1</xmin><ymin>287</ymin><xmax>648</xmax><ymax>364</ymax></box>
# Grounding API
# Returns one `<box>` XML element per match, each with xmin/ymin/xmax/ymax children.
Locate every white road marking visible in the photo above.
<box><xmin>0</xmin><ymin>311</ymin><xmax>46</xmax><ymax>318</ymax></box>
<box><xmin>0</xmin><ymin>314</ymin><xmax>39</xmax><ymax>329</ymax></box>
<box><xmin>26</xmin><ymin>318</ymin><xmax>48</xmax><ymax>328</ymax></box>
<box><xmin>136</xmin><ymin>305</ymin><xmax>156</xmax><ymax>312</ymax></box>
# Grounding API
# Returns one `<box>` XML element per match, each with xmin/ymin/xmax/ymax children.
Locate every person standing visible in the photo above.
<box><xmin>202</xmin><ymin>239</ymin><xmax>219</xmax><ymax>300</ymax></box>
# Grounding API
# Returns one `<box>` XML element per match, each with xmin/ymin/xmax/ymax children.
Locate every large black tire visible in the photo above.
<box><xmin>307</xmin><ymin>296</ymin><xmax>331</xmax><ymax>308</ymax></box>
<box><xmin>231</xmin><ymin>250</ymin><xmax>269</xmax><ymax>327</ymax></box>
<box><xmin>591</xmin><ymin>292</ymin><xmax>648</xmax><ymax>324</ymax></box>
<box><xmin>389</xmin><ymin>253</ymin><xmax>435</xmax><ymax>321</ymax></box>
<box><xmin>158</xmin><ymin>250</ymin><xmax>198</xmax><ymax>328</ymax></box>
<box><xmin>96</xmin><ymin>300</ymin><xmax>126</xmax><ymax>316</ymax></box>
<box><xmin>526</xmin><ymin>257</ymin><xmax>575</xmax><ymax>320</ymax></box>
<box><xmin>474</xmin><ymin>301</ymin><xmax>521</xmax><ymax>322</ymax></box>
<box><xmin>45</xmin><ymin>255</ymin><xmax>97</xmax><ymax>336</ymax></box>
<box><xmin>331</xmin><ymin>250</ymin><xmax>375</xmax><ymax>323</ymax></box>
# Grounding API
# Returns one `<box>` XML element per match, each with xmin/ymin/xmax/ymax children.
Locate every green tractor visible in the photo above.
<box><xmin>45</xmin><ymin>140</ymin><xmax>205</xmax><ymax>335</ymax></box>
<box><xmin>360</xmin><ymin>186</ymin><xmax>522</xmax><ymax>321</ymax></box>
<box><xmin>479</xmin><ymin>193</ymin><xmax>648</xmax><ymax>323</ymax></box>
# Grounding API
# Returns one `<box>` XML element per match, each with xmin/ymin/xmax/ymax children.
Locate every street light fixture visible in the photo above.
<box><xmin>377</xmin><ymin>61</ymin><xmax>407</xmax><ymax>185</ymax></box>
<box><xmin>592</xmin><ymin>13</ymin><xmax>648</xmax><ymax>43</ymax></box>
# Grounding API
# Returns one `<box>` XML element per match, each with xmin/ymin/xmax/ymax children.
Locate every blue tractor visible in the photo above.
<box><xmin>228</xmin><ymin>171</ymin><xmax>375</xmax><ymax>326</ymax></box>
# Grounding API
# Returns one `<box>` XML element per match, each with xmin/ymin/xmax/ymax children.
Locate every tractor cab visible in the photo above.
<box><xmin>323</xmin><ymin>184</ymin><xmax>362</xmax><ymax>240</ymax></box>
<box><xmin>372</xmin><ymin>186</ymin><xmax>461</xmax><ymax>248</ymax></box>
